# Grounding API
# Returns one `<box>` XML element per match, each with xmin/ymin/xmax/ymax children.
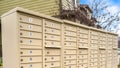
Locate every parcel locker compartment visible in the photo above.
<box><xmin>78</xmin><ymin>43</ymin><xmax>88</xmax><ymax>48</ymax></box>
<box><xmin>90</xmin><ymin>58</ymin><xmax>98</xmax><ymax>62</ymax></box>
<box><xmin>19</xmin><ymin>14</ymin><xmax>42</xmax><ymax>26</ymax></box>
<box><xmin>78</xmin><ymin>59</ymin><xmax>88</xmax><ymax>64</ymax></box>
<box><xmin>64</xmin><ymin>31</ymin><xmax>77</xmax><ymax>37</ymax></box>
<box><xmin>79</xmin><ymin>33</ymin><xmax>88</xmax><ymax>39</ymax></box>
<box><xmin>19</xmin><ymin>23</ymin><xmax>42</xmax><ymax>32</ymax></box>
<box><xmin>64</xmin><ymin>60</ymin><xmax>77</xmax><ymax>65</ymax></box>
<box><xmin>79</xmin><ymin>49</ymin><xmax>88</xmax><ymax>54</ymax></box>
<box><xmin>45</xmin><ymin>28</ymin><xmax>61</xmax><ymax>35</ymax></box>
<box><xmin>78</xmin><ymin>55</ymin><xmax>88</xmax><ymax>59</ymax></box>
<box><xmin>64</xmin><ymin>65</ymin><xmax>77</xmax><ymax>68</ymax></box>
<box><xmin>64</xmin><ymin>42</ymin><xmax>77</xmax><ymax>47</ymax></box>
<box><xmin>64</xmin><ymin>55</ymin><xmax>77</xmax><ymax>60</ymax></box>
<box><xmin>78</xmin><ymin>63</ymin><xmax>88</xmax><ymax>68</ymax></box>
<box><xmin>45</xmin><ymin>56</ymin><xmax>60</xmax><ymax>62</ymax></box>
<box><xmin>90</xmin><ymin>35</ymin><xmax>99</xmax><ymax>40</ymax></box>
<box><xmin>45</xmin><ymin>34</ymin><xmax>61</xmax><ymax>41</ymax></box>
<box><xmin>20</xmin><ymin>49</ymin><xmax>42</xmax><ymax>56</ymax></box>
<box><xmin>79</xmin><ymin>28</ymin><xmax>88</xmax><ymax>34</ymax></box>
<box><xmin>45</xmin><ymin>41</ymin><xmax>61</xmax><ymax>47</ymax></box>
<box><xmin>45</xmin><ymin>49</ymin><xmax>61</xmax><ymax>56</ymax></box>
<box><xmin>79</xmin><ymin>38</ymin><xmax>88</xmax><ymax>43</ymax></box>
<box><xmin>20</xmin><ymin>31</ymin><xmax>42</xmax><ymax>39</ymax></box>
<box><xmin>90</xmin><ymin>31</ymin><xmax>98</xmax><ymax>36</ymax></box>
<box><xmin>64</xmin><ymin>24</ymin><xmax>77</xmax><ymax>32</ymax></box>
<box><xmin>64</xmin><ymin>49</ymin><xmax>77</xmax><ymax>55</ymax></box>
<box><xmin>45</xmin><ymin>62</ymin><xmax>60</xmax><ymax>68</ymax></box>
<box><xmin>20</xmin><ymin>63</ymin><xmax>42</xmax><ymax>68</ymax></box>
<box><xmin>19</xmin><ymin>38</ymin><xmax>42</xmax><ymax>46</ymax></box>
<box><xmin>65</xmin><ymin>37</ymin><xmax>77</xmax><ymax>42</ymax></box>
<box><xmin>20</xmin><ymin>56</ymin><xmax>42</xmax><ymax>63</ymax></box>
<box><xmin>45</xmin><ymin>20</ymin><xmax>61</xmax><ymax>29</ymax></box>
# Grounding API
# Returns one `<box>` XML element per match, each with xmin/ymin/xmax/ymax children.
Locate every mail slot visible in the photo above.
<box><xmin>64</xmin><ymin>42</ymin><xmax>77</xmax><ymax>47</ymax></box>
<box><xmin>64</xmin><ymin>65</ymin><xmax>77</xmax><ymax>68</ymax></box>
<box><xmin>20</xmin><ymin>56</ymin><xmax>42</xmax><ymax>63</ymax></box>
<box><xmin>45</xmin><ymin>56</ymin><xmax>60</xmax><ymax>62</ymax></box>
<box><xmin>90</xmin><ymin>40</ymin><xmax>98</xmax><ymax>44</ymax></box>
<box><xmin>19</xmin><ymin>23</ymin><xmax>42</xmax><ymax>32</ymax></box>
<box><xmin>90</xmin><ymin>35</ymin><xmax>98</xmax><ymax>40</ymax></box>
<box><xmin>20</xmin><ymin>38</ymin><xmax>42</xmax><ymax>46</ymax></box>
<box><xmin>45</xmin><ymin>49</ymin><xmax>61</xmax><ymax>56</ymax></box>
<box><xmin>78</xmin><ymin>43</ymin><xmax>88</xmax><ymax>48</ymax></box>
<box><xmin>79</xmin><ymin>28</ymin><xmax>88</xmax><ymax>34</ymax></box>
<box><xmin>65</xmin><ymin>37</ymin><xmax>76</xmax><ymax>42</ymax></box>
<box><xmin>20</xmin><ymin>31</ymin><xmax>42</xmax><ymax>39</ymax></box>
<box><xmin>64</xmin><ymin>60</ymin><xmax>77</xmax><ymax>65</ymax></box>
<box><xmin>20</xmin><ymin>63</ymin><xmax>42</xmax><ymax>68</ymax></box>
<box><xmin>45</xmin><ymin>28</ymin><xmax>61</xmax><ymax>35</ymax></box>
<box><xmin>45</xmin><ymin>34</ymin><xmax>61</xmax><ymax>41</ymax></box>
<box><xmin>64</xmin><ymin>24</ymin><xmax>77</xmax><ymax>32</ymax></box>
<box><xmin>64</xmin><ymin>55</ymin><xmax>77</xmax><ymax>60</ymax></box>
<box><xmin>79</xmin><ymin>39</ymin><xmax>88</xmax><ymax>43</ymax></box>
<box><xmin>45</xmin><ymin>62</ymin><xmax>60</xmax><ymax>68</ymax></box>
<box><xmin>64</xmin><ymin>49</ymin><xmax>77</xmax><ymax>55</ymax></box>
<box><xmin>19</xmin><ymin>14</ymin><xmax>42</xmax><ymax>26</ymax></box>
<box><xmin>79</xmin><ymin>34</ymin><xmax>88</xmax><ymax>39</ymax></box>
<box><xmin>90</xmin><ymin>31</ymin><xmax>98</xmax><ymax>36</ymax></box>
<box><xmin>64</xmin><ymin>31</ymin><xmax>77</xmax><ymax>37</ymax></box>
<box><xmin>45</xmin><ymin>41</ymin><xmax>61</xmax><ymax>47</ymax></box>
<box><xmin>45</xmin><ymin>20</ymin><xmax>61</xmax><ymax>29</ymax></box>
<box><xmin>78</xmin><ymin>55</ymin><xmax>88</xmax><ymax>59</ymax></box>
<box><xmin>20</xmin><ymin>49</ymin><xmax>42</xmax><ymax>56</ymax></box>
<box><xmin>79</xmin><ymin>49</ymin><xmax>88</xmax><ymax>54</ymax></box>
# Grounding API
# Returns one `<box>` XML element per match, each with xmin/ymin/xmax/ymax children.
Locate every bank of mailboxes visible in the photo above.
<box><xmin>1</xmin><ymin>7</ymin><xmax>118</xmax><ymax>68</ymax></box>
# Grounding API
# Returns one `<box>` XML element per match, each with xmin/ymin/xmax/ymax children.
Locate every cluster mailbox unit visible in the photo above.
<box><xmin>1</xmin><ymin>7</ymin><xmax>118</xmax><ymax>68</ymax></box>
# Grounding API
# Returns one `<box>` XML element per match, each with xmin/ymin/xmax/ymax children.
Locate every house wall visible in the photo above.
<box><xmin>0</xmin><ymin>0</ymin><xmax>60</xmax><ymax>16</ymax></box>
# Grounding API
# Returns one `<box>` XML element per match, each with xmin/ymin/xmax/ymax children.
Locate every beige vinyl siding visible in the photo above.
<box><xmin>0</xmin><ymin>0</ymin><xmax>60</xmax><ymax>16</ymax></box>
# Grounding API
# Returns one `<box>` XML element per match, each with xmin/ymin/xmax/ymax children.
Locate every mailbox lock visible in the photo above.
<box><xmin>20</xmin><ymin>33</ymin><xmax>23</xmax><ymax>35</ymax></box>
<box><xmin>20</xmin><ymin>17</ymin><xmax>22</xmax><ymax>20</ymax></box>
<box><xmin>20</xmin><ymin>25</ymin><xmax>23</xmax><ymax>28</ymax></box>
<box><xmin>51</xmin><ymin>63</ymin><xmax>54</xmax><ymax>65</ymax></box>
<box><xmin>20</xmin><ymin>52</ymin><xmax>23</xmax><ymax>54</ymax></box>
<box><xmin>47</xmin><ymin>52</ymin><xmax>49</xmax><ymax>54</ymax></box>
<box><xmin>21</xmin><ymin>66</ymin><xmax>23</xmax><ymax>68</ymax></box>
<box><xmin>20</xmin><ymin>40</ymin><xmax>23</xmax><ymax>43</ymax></box>
<box><xmin>51</xmin><ymin>57</ymin><xmax>54</xmax><ymax>60</ymax></box>
<box><xmin>21</xmin><ymin>59</ymin><xmax>23</xmax><ymax>62</ymax></box>
<box><xmin>30</xmin><ymin>58</ymin><xmax>32</xmax><ymax>61</ymax></box>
